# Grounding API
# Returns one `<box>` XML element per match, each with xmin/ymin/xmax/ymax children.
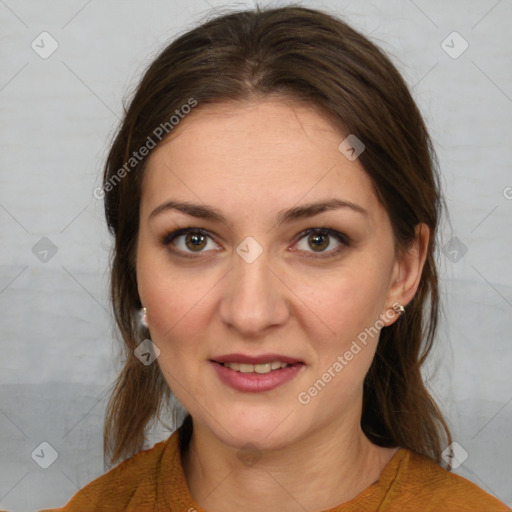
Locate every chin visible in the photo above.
<box><xmin>196</xmin><ymin>403</ymin><xmax>304</xmax><ymax>451</ymax></box>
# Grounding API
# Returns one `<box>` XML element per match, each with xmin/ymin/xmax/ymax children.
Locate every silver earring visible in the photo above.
<box><xmin>139</xmin><ymin>307</ymin><xmax>148</xmax><ymax>328</ymax></box>
<box><xmin>392</xmin><ymin>303</ymin><xmax>405</xmax><ymax>317</ymax></box>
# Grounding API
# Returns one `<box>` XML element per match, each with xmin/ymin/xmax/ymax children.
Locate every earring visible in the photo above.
<box><xmin>139</xmin><ymin>307</ymin><xmax>148</xmax><ymax>328</ymax></box>
<box><xmin>392</xmin><ymin>303</ymin><xmax>405</xmax><ymax>317</ymax></box>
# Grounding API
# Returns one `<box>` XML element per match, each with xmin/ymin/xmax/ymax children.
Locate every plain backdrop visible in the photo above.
<box><xmin>0</xmin><ymin>0</ymin><xmax>511</xmax><ymax>510</ymax></box>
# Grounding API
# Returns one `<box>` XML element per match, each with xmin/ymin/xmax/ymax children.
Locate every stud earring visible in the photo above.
<box><xmin>392</xmin><ymin>303</ymin><xmax>405</xmax><ymax>317</ymax></box>
<box><xmin>139</xmin><ymin>307</ymin><xmax>148</xmax><ymax>328</ymax></box>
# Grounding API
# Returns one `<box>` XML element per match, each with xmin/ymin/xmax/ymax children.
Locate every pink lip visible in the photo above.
<box><xmin>210</xmin><ymin>360</ymin><xmax>304</xmax><ymax>393</ymax></box>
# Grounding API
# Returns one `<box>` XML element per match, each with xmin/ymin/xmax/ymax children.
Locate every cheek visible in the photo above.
<box><xmin>289</xmin><ymin>260</ymin><xmax>390</xmax><ymax>395</ymax></box>
<box><xmin>141</xmin><ymin>275</ymin><xmax>208</xmax><ymax>353</ymax></box>
<box><xmin>137</xmin><ymin>237</ymin><xmax>199</xmax><ymax>320</ymax></box>
<box><xmin>297</xmin><ymin>274</ymin><xmax>384</xmax><ymax>403</ymax></box>
<box><xmin>138</xmin><ymin>266</ymin><xmax>210</xmax><ymax>399</ymax></box>
<box><xmin>290</xmin><ymin>262</ymin><xmax>388</xmax><ymax>341</ymax></box>
<box><xmin>136</xmin><ymin>247</ymin><xmax>198</xmax><ymax>346</ymax></box>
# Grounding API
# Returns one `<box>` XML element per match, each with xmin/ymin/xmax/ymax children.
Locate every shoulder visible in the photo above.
<box><xmin>387</xmin><ymin>448</ymin><xmax>510</xmax><ymax>512</ymax></box>
<box><xmin>38</xmin><ymin>432</ymin><xmax>179</xmax><ymax>511</ymax></box>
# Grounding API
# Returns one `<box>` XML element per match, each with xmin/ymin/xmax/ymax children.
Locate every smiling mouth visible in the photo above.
<box><xmin>220</xmin><ymin>361</ymin><xmax>293</xmax><ymax>374</ymax></box>
<box><xmin>210</xmin><ymin>356</ymin><xmax>304</xmax><ymax>392</ymax></box>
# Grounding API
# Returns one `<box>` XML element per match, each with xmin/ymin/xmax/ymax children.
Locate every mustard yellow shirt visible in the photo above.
<box><xmin>39</xmin><ymin>429</ymin><xmax>510</xmax><ymax>511</ymax></box>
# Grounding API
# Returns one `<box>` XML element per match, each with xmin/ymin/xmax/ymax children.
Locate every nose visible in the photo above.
<box><xmin>218</xmin><ymin>244</ymin><xmax>290</xmax><ymax>337</ymax></box>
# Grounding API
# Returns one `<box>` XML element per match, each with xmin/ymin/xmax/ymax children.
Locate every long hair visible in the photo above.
<box><xmin>102</xmin><ymin>4</ymin><xmax>452</xmax><ymax>469</ymax></box>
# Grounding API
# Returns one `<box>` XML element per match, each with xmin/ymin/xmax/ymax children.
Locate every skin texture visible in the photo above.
<box><xmin>136</xmin><ymin>98</ymin><xmax>430</xmax><ymax>512</ymax></box>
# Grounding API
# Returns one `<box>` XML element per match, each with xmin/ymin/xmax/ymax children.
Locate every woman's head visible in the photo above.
<box><xmin>103</xmin><ymin>5</ymin><xmax>451</xmax><ymax>467</ymax></box>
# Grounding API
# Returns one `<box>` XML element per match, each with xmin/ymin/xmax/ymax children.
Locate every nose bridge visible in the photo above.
<box><xmin>219</xmin><ymin>237</ymin><xmax>288</xmax><ymax>334</ymax></box>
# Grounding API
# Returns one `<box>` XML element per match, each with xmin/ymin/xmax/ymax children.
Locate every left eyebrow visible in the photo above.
<box><xmin>275</xmin><ymin>198</ymin><xmax>368</xmax><ymax>226</ymax></box>
<box><xmin>148</xmin><ymin>198</ymin><xmax>368</xmax><ymax>225</ymax></box>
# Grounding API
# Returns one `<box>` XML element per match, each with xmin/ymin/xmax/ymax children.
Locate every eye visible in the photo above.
<box><xmin>292</xmin><ymin>228</ymin><xmax>350</xmax><ymax>258</ymax></box>
<box><xmin>161</xmin><ymin>226</ymin><xmax>350</xmax><ymax>259</ymax></box>
<box><xmin>161</xmin><ymin>227</ymin><xmax>220</xmax><ymax>257</ymax></box>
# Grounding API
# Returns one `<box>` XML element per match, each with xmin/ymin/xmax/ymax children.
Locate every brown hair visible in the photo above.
<box><xmin>102</xmin><ymin>4</ymin><xmax>452</xmax><ymax>469</ymax></box>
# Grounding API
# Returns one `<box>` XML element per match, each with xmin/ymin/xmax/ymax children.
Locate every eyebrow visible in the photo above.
<box><xmin>148</xmin><ymin>198</ymin><xmax>368</xmax><ymax>226</ymax></box>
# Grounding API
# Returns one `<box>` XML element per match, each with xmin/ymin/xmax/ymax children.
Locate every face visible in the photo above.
<box><xmin>136</xmin><ymin>98</ymin><xmax>407</xmax><ymax>451</ymax></box>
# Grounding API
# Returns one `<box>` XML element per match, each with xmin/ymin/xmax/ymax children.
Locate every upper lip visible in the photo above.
<box><xmin>211</xmin><ymin>353</ymin><xmax>303</xmax><ymax>364</ymax></box>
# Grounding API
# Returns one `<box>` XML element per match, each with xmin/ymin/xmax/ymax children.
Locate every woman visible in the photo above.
<box><xmin>42</xmin><ymin>5</ymin><xmax>510</xmax><ymax>512</ymax></box>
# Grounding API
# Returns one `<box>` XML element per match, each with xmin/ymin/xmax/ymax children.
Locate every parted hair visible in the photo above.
<box><xmin>102</xmin><ymin>4</ymin><xmax>452</xmax><ymax>469</ymax></box>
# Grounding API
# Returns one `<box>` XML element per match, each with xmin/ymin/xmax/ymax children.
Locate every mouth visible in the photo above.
<box><xmin>211</xmin><ymin>353</ymin><xmax>303</xmax><ymax>372</ymax></box>
<box><xmin>210</xmin><ymin>354</ymin><xmax>304</xmax><ymax>392</ymax></box>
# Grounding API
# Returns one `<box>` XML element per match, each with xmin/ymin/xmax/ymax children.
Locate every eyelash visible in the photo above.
<box><xmin>160</xmin><ymin>225</ymin><xmax>351</xmax><ymax>260</ymax></box>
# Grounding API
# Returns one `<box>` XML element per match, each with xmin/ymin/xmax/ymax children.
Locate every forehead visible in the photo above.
<box><xmin>141</xmin><ymin>99</ymin><xmax>382</xmax><ymax>224</ymax></box>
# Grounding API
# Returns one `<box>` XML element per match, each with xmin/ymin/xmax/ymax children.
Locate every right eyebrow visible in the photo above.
<box><xmin>149</xmin><ymin>200</ymin><xmax>226</xmax><ymax>223</ymax></box>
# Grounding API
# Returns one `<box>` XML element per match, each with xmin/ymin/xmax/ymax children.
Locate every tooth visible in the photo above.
<box><xmin>222</xmin><ymin>361</ymin><xmax>293</xmax><ymax>373</ymax></box>
<box><xmin>254</xmin><ymin>363</ymin><xmax>271</xmax><ymax>374</ymax></box>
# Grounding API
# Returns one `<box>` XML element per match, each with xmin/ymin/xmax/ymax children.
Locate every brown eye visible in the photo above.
<box><xmin>185</xmin><ymin>232</ymin><xmax>207</xmax><ymax>251</ymax></box>
<box><xmin>308</xmin><ymin>232</ymin><xmax>329</xmax><ymax>252</ymax></box>
<box><xmin>293</xmin><ymin>228</ymin><xmax>350</xmax><ymax>258</ymax></box>
<box><xmin>161</xmin><ymin>227</ymin><xmax>220</xmax><ymax>257</ymax></box>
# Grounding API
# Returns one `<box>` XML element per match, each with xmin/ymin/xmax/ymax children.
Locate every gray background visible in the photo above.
<box><xmin>1</xmin><ymin>0</ymin><xmax>511</xmax><ymax>510</ymax></box>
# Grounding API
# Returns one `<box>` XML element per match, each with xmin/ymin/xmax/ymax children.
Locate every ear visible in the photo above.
<box><xmin>381</xmin><ymin>223</ymin><xmax>430</xmax><ymax>326</ymax></box>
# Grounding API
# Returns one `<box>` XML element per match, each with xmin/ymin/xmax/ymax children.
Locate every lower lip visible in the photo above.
<box><xmin>211</xmin><ymin>361</ymin><xmax>304</xmax><ymax>392</ymax></box>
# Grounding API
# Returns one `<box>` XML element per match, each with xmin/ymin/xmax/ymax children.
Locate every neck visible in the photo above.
<box><xmin>181</xmin><ymin>417</ymin><xmax>397</xmax><ymax>512</ymax></box>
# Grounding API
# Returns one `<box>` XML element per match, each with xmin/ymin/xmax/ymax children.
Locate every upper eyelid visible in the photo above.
<box><xmin>161</xmin><ymin>227</ymin><xmax>210</xmax><ymax>245</ymax></box>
